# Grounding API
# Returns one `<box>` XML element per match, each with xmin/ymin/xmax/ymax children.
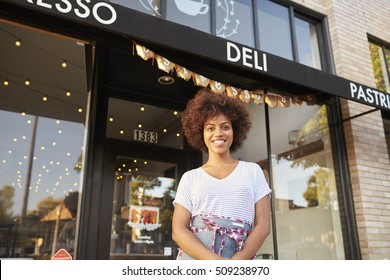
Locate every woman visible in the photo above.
<box><xmin>172</xmin><ymin>88</ymin><xmax>271</xmax><ymax>260</ymax></box>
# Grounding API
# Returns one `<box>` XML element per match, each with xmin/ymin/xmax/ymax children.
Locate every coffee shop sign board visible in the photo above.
<box><xmin>11</xmin><ymin>0</ymin><xmax>390</xmax><ymax>111</ymax></box>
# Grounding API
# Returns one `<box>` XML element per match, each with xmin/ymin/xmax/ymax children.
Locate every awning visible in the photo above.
<box><xmin>4</xmin><ymin>0</ymin><xmax>390</xmax><ymax>111</ymax></box>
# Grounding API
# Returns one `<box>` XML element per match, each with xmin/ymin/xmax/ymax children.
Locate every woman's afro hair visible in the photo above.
<box><xmin>181</xmin><ymin>88</ymin><xmax>252</xmax><ymax>152</ymax></box>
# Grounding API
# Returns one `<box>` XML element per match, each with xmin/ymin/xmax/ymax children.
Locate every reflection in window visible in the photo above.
<box><xmin>269</xmin><ymin>105</ymin><xmax>345</xmax><ymax>259</ymax></box>
<box><xmin>295</xmin><ymin>17</ymin><xmax>322</xmax><ymax>70</ymax></box>
<box><xmin>110</xmin><ymin>158</ymin><xmax>176</xmax><ymax>259</ymax></box>
<box><xmin>0</xmin><ymin>21</ymin><xmax>88</xmax><ymax>259</ymax></box>
<box><xmin>369</xmin><ymin>41</ymin><xmax>390</xmax><ymax>92</ymax></box>
<box><xmin>110</xmin><ymin>0</ymin><xmax>162</xmax><ymax>17</ymax></box>
<box><xmin>256</xmin><ymin>0</ymin><xmax>293</xmax><ymax>60</ymax></box>
<box><xmin>215</xmin><ymin>0</ymin><xmax>255</xmax><ymax>47</ymax></box>
<box><xmin>166</xmin><ymin>0</ymin><xmax>211</xmax><ymax>33</ymax></box>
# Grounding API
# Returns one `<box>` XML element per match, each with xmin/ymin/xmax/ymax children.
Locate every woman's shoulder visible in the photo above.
<box><xmin>238</xmin><ymin>160</ymin><xmax>261</xmax><ymax>170</ymax></box>
<box><xmin>181</xmin><ymin>167</ymin><xmax>203</xmax><ymax>179</ymax></box>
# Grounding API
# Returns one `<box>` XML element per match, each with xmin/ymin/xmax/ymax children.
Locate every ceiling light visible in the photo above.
<box><xmin>61</xmin><ymin>60</ymin><xmax>67</xmax><ymax>68</ymax></box>
<box><xmin>3</xmin><ymin>79</ymin><xmax>9</xmax><ymax>86</ymax></box>
<box><xmin>78</xmin><ymin>107</ymin><xmax>83</xmax><ymax>113</ymax></box>
<box><xmin>25</xmin><ymin>79</ymin><xmax>30</xmax><ymax>86</ymax></box>
<box><xmin>109</xmin><ymin>116</ymin><xmax>114</xmax><ymax>122</ymax></box>
<box><xmin>42</xmin><ymin>95</ymin><xmax>48</xmax><ymax>101</ymax></box>
<box><xmin>158</xmin><ymin>75</ymin><xmax>175</xmax><ymax>85</ymax></box>
<box><xmin>15</xmin><ymin>39</ymin><xmax>21</xmax><ymax>47</ymax></box>
<box><xmin>140</xmin><ymin>106</ymin><xmax>145</xmax><ymax>112</ymax></box>
<box><xmin>66</xmin><ymin>90</ymin><xmax>71</xmax><ymax>96</ymax></box>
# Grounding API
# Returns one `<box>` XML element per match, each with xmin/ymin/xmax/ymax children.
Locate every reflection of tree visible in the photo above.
<box><xmin>33</xmin><ymin>197</ymin><xmax>63</xmax><ymax>218</ymax></box>
<box><xmin>294</xmin><ymin>106</ymin><xmax>327</xmax><ymax>164</ymax></box>
<box><xmin>0</xmin><ymin>186</ymin><xmax>15</xmax><ymax>222</ymax></box>
<box><xmin>303</xmin><ymin>168</ymin><xmax>334</xmax><ymax>208</ymax></box>
<box><xmin>130</xmin><ymin>175</ymin><xmax>162</xmax><ymax>206</ymax></box>
<box><xmin>369</xmin><ymin>42</ymin><xmax>388</xmax><ymax>92</ymax></box>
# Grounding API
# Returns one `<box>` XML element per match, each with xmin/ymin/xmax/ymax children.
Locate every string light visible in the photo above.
<box><xmin>138</xmin><ymin>123</ymin><xmax>142</xmax><ymax>128</ymax></box>
<box><xmin>25</xmin><ymin>79</ymin><xmax>30</xmax><ymax>86</ymax></box>
<box><xmin>173</xmin><ymin>111</ymin><xmax>178</xmax><ymax>116</ymax></box>
<box><xmin>120</xmin><ymin>129</ymin><xmax>124</xmax><ymax>134</ymax></box>
<box><xmin>140</xmin><ymin>106</ymin><xmax>145</xmax><ymax>112</ymax></box>
<box><xmin>77</xmin><ymin>107</ymin><xmax>83</xmax><ymax>113</ymax></box>
<box><xmin>66</xmin><ymin>90</ymin><xmax>71</xmax><ymax>96</ymax></box>
<box><xmin>109</xmin><ymin>116</ymin><xmax>114</xmax><ymax>122</ymax></box>
<box><xmin>3</xmin><ymin>79</ymin><xmax>9</xmax><ymax>86</ymax></box>
<box><xmin>163</xmin><ymin>129</ymin><xmax>167</xmax><ymax>133</ymax></box>
<box><xmin>42</xmin><ymin>95</ymin><xmax>48</xmax><ymax>101</ymax></box>
<box><xmin>15</xmin><ymin>39</ymin><xmax>21</xmax><ymax>47</ymax></box>
<box><xmin>61</xmin><ymin>60</ymin><xmax>67</xmax><ymax>68</ymax></box>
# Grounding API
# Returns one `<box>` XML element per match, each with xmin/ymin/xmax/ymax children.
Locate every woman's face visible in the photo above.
<box><xmin>203</xmin><ymin>114</ymin><xmax>233</xmax><ymax>155</ymax></box>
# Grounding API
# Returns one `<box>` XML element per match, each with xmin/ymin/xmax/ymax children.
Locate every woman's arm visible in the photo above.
<box><xmin>231</xmin><ymin>195</ymin><xmax>271</xmax><ymax>260</ymax></box>
<box><xmin>172</xmin><ymin>204</ymin><xmax>226</xmax><ymax>260</ymax></box>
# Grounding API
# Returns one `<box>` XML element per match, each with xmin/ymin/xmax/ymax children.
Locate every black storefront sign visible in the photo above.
<box><xmin>4</xmin><ymin>0</ymin><xmax>390</xmax><ymax>111</ymax></box>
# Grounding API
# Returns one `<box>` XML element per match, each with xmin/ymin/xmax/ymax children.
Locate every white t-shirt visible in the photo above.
<box><xmin>173</xmin><ymin>161</ymin><xmax>271</xmax><ymax>223</ymax></box>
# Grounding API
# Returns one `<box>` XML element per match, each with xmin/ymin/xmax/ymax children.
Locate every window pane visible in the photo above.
<box><xmin>166</xmin><ymin>0</ymin><xmax>211</xmax><ymax>33</ymax></box>
<box><xmin>256</xmin><ymin>0</ymin><xmax>293</xmax><ymax>60</ymax></box>
<box><xmin>269</xmin><ymin>104</ymin><xmax>345</xmax><ymax>259</ymax></box>
<box><xmin>369</xmin><ymin>42</ymin><xmax>389</xmax><ymax>92</ymax></box>
<box><xmin>295</xmin><ymin>17</ymin><xmax>322</xmax><ymax>70</ymax></box>
<box><xmin>110</xmin><ymin>0</ymin><xmax>162</xmax><ymax>17</ymax></box>
<box><xmin>385</xmin><ymin>47</ymin><xmax>390</xmax><ymax>92</ymax></box>
<box><xmin>216</xmin><ymin>0</ymin><xmax>255</xmax><ymax>47</ymax></box>
<box><xmin>0</xmin><ymin>21</ymin><xmax>89</xmax><ymax>259</ymax></box>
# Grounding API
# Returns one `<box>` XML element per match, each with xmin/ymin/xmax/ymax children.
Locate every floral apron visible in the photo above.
<box><xmin>176</xmin><ymin>214</ymin><xmax>255</xmax><ymax>260</ymax></box>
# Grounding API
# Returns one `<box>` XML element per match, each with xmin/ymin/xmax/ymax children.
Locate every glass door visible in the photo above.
<box><xmin>103</xmin><ymin>97</ymin><xmax>195</xmax><ymax>260</ymax></box>
<box><xmin>110</xmin><ymin>156</ymin><xmax>177</xmax><ymax>260</ymax></box>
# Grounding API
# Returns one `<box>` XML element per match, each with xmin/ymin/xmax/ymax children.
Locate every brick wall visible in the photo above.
<box><xmin>293</xmin><ymin>0</ymin><xmax>390</xmax><ymax>259</ymax></box>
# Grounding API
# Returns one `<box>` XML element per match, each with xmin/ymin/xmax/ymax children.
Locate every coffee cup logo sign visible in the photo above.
<box><xmin>26</xmin><ymin>0</ymin><xmax>117</xmax><ymax>25</ymax></box>
<box><xmin>173</xmin><ymin>0</ymin><xmax>209</xmax><ymax>16</ymax></box>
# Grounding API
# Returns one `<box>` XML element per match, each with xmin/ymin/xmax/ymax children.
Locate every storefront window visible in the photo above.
<box><xmin>215</xmin><ymin>0</ymin><xmax>255</xmax><ymax>47</ymax></box>
<box><xmin>269</xmin><ymin>104</ymin><xmax>345</xmax><ymax>259</ymax></box>
<box><xmin>369</xmin><ymin>41</ymin><xmax>390</xmax><ymax>92</ymax></box>
<box><xmin>110</xmin><ymin>0</ymin><xmax>162</xmax><ymax>17</ymax></box>
<box><xmin>0</xmin><ymin>21</ymin><xmax>89</xmax><ymax>259</ymax></box>
<box><xmin>295</xmin><ymin>17</ymin><xmax>322</xmax><ymax>70</ymax></box>
<box><xmin>166</xmin><ymin>0</ymin><xmax>211</xmax><ymax>33</ymax></box>
<box><xmin>256</xmin><ymin>0</ymin><xmax>293</xmax><ymax>60</ymax></box>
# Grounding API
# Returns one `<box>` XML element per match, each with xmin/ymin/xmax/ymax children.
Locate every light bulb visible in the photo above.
<box><xmin>61</xmin><ymin>60</ymin><xmax>67</xmax><ymax>68</ymax></box>
<box><xmin>15</xmin><ymin>39</ymin><xmax>21</xmax><ymax>47</ymax></box>
<box><xmin>4</xmin><ymin>79</ymin><xmax>9</xmax><ymax>86</ymax></box>
<box><xmin>25</xmin><ymin>79</ymin><xmax>30</xmax><ymax>86</ymax></box>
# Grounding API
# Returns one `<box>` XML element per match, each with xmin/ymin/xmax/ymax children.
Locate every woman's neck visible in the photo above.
<box><xmin>205</xmin><ymin>152</ymin><xmax>236</xmax><ymax>166</ymax></box>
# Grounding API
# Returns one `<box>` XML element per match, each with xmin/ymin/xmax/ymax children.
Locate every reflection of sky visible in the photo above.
<box><xmin>144</xmin><ymin>177</ymin><xmax>175</xmax><ymax>198</ymax></box>
<box><xmin>272</xmin><ymin>157</ymin><xmax>317</xmax><ymax>206</ymax></box>
<box><xmin>0</xmin><ymin>110</ymin><xmax>84</xmax><ymax>216</ymax></box>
